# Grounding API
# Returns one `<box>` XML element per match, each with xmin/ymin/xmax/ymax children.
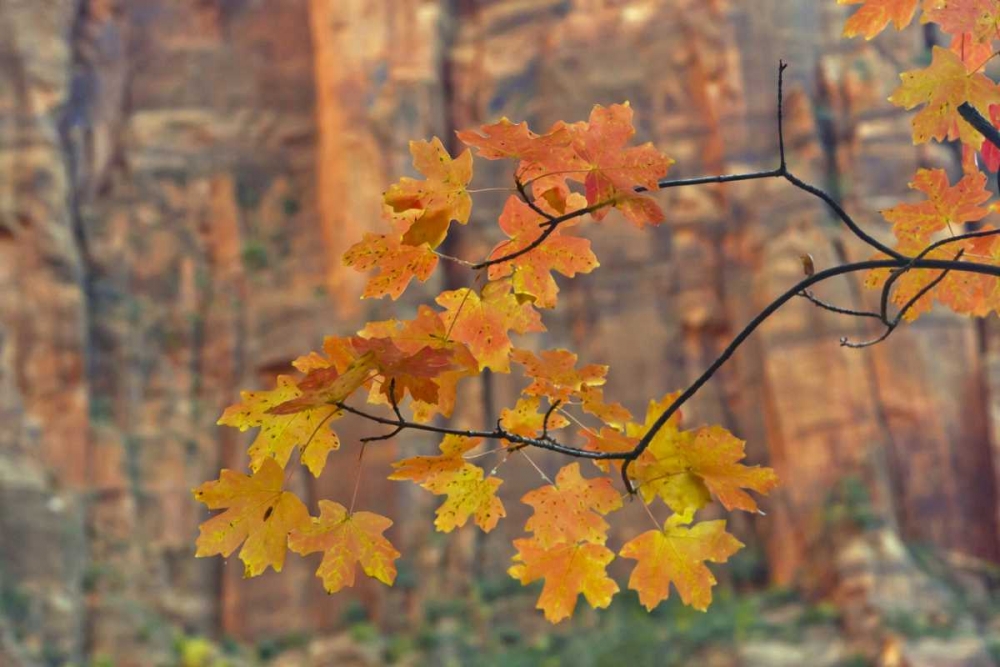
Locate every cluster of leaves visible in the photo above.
<box><xmin>194</xmin><ymin>0</ymin><xmax>1000</xmax><ymax>625</ymax></box>
<box><xmin>193</xmin><ymin>102</ymin><xmax>776</xmax><ymax>623</ymax></box>
<box><xmin>843</xmin><ymin>0</ymin><xmax>1000</xmax><ymax>317</ymax></box>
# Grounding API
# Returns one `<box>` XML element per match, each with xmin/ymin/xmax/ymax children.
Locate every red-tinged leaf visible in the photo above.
<box><xmin>521</xmin><ymin>463</ymin><xmax>622</xmax><ymax>547</ymax></box>
<box><xmin>839</xmin><ymin>0</ymin><xmax>919</xmax><ymax>39</ymax></box>
<box><xmin>342</xmin><ymin>230</ymin><xmax>438</xmax><ymax>300</ymax></box>
<box><xmin>359</xmin><ymin>306</ymin><xmax>480</xmax><ymax>422</ymax></box>
<box><xmin>923</xmin><ymin>0</ymin><xmax>1000</xmax><ymax>44</ymax></box>
<box><xmin>511</xmin><ymin>348</ymin><xmax>608</xmax><ymax>402</ymax></box>
<box><xmin>882</xmin><ymin>168</ymin><xmax>992</xmax><ymax>245</ymax></box>
<box><xmin>352</xmin><ymin>336</ymin><xmax>457</xmax><ymax>405</ymax></box>
<box><xmin>499</xmin><ymin>396</ymin><xmax>569</xmax><ymax>439</ymax></box>
<box><xmin>268</xmin><ymin>351</ymin><xmax>377</xmax><ymax>416</ymax></box>
<box><xmin>384</xmin><ymin>137</ymin><xmax>473</xmax><ymax>227</ymax></box>
<box><xmin>487</xmin><ymin>196</ymin><xmax>599</xmax><ymax>307</ymax></box>
<box><xmin>193</xmin><ymin>459</ymin><xmax>310</xmax><ymax>577</ymax></box>
<box><xmin>569</xmin><ymin>103</ymin><xmax>673</xmax><ymax>226</ymax></box>
<box><xmin>949</xmin><ymin>32</ymin><xmax>996</xmax><ymax>72</ymax></box>
<box><xmin>288</xmin><ymin>500</ymin><xmax>400</xmax><ymax>594</ymax></box>
<box><xmin>217</xmin><ymin>375</ymin><xmax>342</xmax><ymax>477</ymax></box>
<box><xmin>889</xmin><ymin>46</ymin><xmax>1000</xmax><ymax>148</ymax></box>
<box><xmin>620</xmin><ymin>510</ymin><xmax>743</xmax><ymax>612</ymax></box>
<box><xmin>981</xmin><ymin>105</ymin><xmax>1000</xmax><ymax>171</ymax></box>
<box><xmin>436</xmin><ymin>280</ymin><xmax>546</xmax><ymax>372</ymax></box>
<box><xmin>508</xmin><ymin>539</ymin><xmax>619</xmax><ymax>624</ymax></box>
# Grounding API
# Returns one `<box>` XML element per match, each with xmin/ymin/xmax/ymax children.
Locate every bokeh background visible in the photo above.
<box><xmin>3</xmin><ymin>1</ymin><xmax>1000</xmax><ymax>665</ymax></box>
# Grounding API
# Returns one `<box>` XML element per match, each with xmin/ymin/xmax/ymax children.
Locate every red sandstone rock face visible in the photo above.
<box><xmin>0</xmin><ymin>0</ymin><xmax>998</xmax><ymax>662</ymax></box>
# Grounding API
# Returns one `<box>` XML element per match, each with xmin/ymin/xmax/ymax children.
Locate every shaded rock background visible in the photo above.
<box><xmin>1</xmin><ymin>0</ymin><xmax>1000</xmax><ymax>665</ymax></box>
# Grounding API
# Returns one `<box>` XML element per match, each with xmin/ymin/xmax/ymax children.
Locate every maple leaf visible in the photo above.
<box><xmin>627</xmin><ymin>394</ymin><xmax>777</xmax><ymax>513</ymax></box>
<box><xmin>923</xmin><ymin>0</ymin><xmax>1000</xmax><ymax>44</ymax></box>
<box><xmin>288</xmin><ymin>500</ymin><xmax>400</xmax><ymax>594</ymax></box>
<box><xmin>359</xmin><ymin>306</ymin><xmax>479</xmax><ymax>422</ymax></box>
<box><xmin>582</xmin><ymin>427</ymin><xmax>639</xmax><ymax>472</ymax></box>
<box><xmin>521</xmin><ymin>463</ymin><xmax>622</xmax><ymax>547</ymax></box>
<box><xmin>882</xmin><ymin>168</ymin><xmax>992</xmax><ymax>245</ymax></box>
<box><xmin>457</xmin><ymin>118</ymin><xmax>581</xmax><ymax>198</ymax></box>
<box><xmin>431</xmin><ymin>465</ymin><xmax>506</xmax><ymax>533</ymax></box>
<box><xmin>683</xmin><ymin>426</ymin><xmax>780</xmax><ymax>513</ymax></box>
<box><xmin>511</xmin><ymin>348</ymin><xmax>607</xmax><ymax>402</ymax></box>
<box><xmin>193</xmin><ymin>458</ymin><xmax>309</xmax><ymax>577</ymax></box>
<box><xmin>620</xmin><ymin>510</ymin><xmax>743</xmax><ymax>612</ymax></box>
<box><xmin>567</xmin><ymin>103</ymin><xmax>673</xmax><ymax>227</ymax></box>
<box><xmin>839</xmin><ymin>0</ymin><xmax>920</xmax><ymax>39</ymax></box>
<box><xmin>981</xmin><ymin>105</ymin><xmax>1000</xmax><ymax>171</ymax></box>
<box><xmin>384</xmin><ymin>137</ymin><xmax>474</xmax><ymax>230</ymax></box>
<box><xmin>352</xmin><ymin>336</ymin><xmax>457</xmax><ymax>405</ymax></box>
<box><xmin>217</xmin><ymin>375</ymin><xmax>342</xmax><ymax>477</ymax></box>
<box><xmin>889</xmin><ymin>46</ymin><xmax>1000</xmax><ymax>148</ymax></box>
<box><xmin>436</xmin><ymin>280</ymin><xmax>545</xmax><ymax>372</ymax></box>
<box><xmin>388</xmin><ymin>435</ymin><xmax>482</xmax><ymax>485</ymax></box>
<box><xmin>498</xmin><ymin>396</ymin><xmax>569</xmax><ymax>439</ymax></box>
<box><xmin>456</xmin><ymin>118</ymin><xmax>549</xmax><ymax>160</ymax></box>
<box><xmin>389</xmin><ymin>435</ymin><xmax>504</xmax><ymax>533</ymax></box>
<box><xmin>578</xmin><ymin>385</ymin><xmax>632</xmax><ymax>428</ymax></box>
<box><xmin>486</xmin><ymin>196</ymin><xmax>599</xmax><ymax>307</ymax></box>
<box><xmin>508</xmin><ymin>539</ymin><xmax>619</xmax><ymax>623</ymax></box>
<box><xmin>342</xmin><ymin>228</ymin><xmax>438</xmax><ymax>300</ymax></box>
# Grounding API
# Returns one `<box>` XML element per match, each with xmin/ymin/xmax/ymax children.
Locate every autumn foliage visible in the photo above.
<box><xmin>194</xmin><ymin>2</ymin><xmax>1000</xmax><ymax>624</ymax></box>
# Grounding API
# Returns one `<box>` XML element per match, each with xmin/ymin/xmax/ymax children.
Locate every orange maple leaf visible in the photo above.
<box><xmin>436</xmin><ymin>280</ymin><xmax>545</xmax><ymax>372</ymax></box>
<box><xmin>384</xmin><ymin>137</ymin><xmax>473</xmax><ymax>231</ymax></box>
<box><xmin>288</xmin><ymin>500</ymin><xmax>400</xmax><ymax>594</ymax></box>
<box><xmin>582</xmin><ymin>427</ymin><xmax>639</xmax><ymax>472</ymax></box>
<box><xmin>839</xmin><ymin>0</ymin><xmax>920</xmax><ymax>39</ymax></box>
<box><xmin>521</xmin><ymin>463</ymin><xmax>622</xmax><ymax>547</ymax></box>
<box><xmin>486</xmin><ymin>196</ymin><xmax>599</xmax><ymax>307</ymax></box>
<box><xmin>389</xmin><ymin>435</ymin><xmax>505</xmax><ymax>533</ymax></box>
<box><xmin>889</xmin><ymin>46</ymin><xmax>1000</xmax><ymax>148</ymax></box>
<box><xmin>508</xmin><ymin>539</ymin><xmax>619</xmax><ymax>623</ymax></box>
<box><xmin>217</xmin><ymin>376</ymin><xmax>342</xmax><ymax>477</ymax></box>
<box><xmin>567</xmin><ymin>103</ymin><xmax>673</xmax><ymax>226</ymax></box>
<box><xmin>923</xmin><ymin>0</ymin><xmax>1000</xmax><ymax>45</ymax></box>
<box><xmin>342</xmin><ymin>226</ymin><xmax>438</xmax><ymax>300</ymax></box>
<box><xmin>511</xmin><ymin>348</ymin><xmax>608</xmax><ymax>402</ymax></box>
<box><xmin>388</xmin><ymin>434</ymin><xmax>482</xmax><ymax>485</ymax></box>
<box><xmin>193</xmin><ymin>458</ymin><xmax>309</xmax><ymax>577</ymax></box>
<box><xmin>620</xmin><ymin>509</ymin><xmax>743</xmax><ymax>612</ymax></box>
<box><xmin>882</xmin><ymin>168</ymin><xmax>993</xmax><ymax>245</ymax></box>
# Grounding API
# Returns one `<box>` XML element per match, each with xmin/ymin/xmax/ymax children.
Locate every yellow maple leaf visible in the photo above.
<box><xmin>217</xmin><ymin>375</ymin><xmax>341</xmax><ymax>477</ymax></box>
<box><xmin>431</xmin><ymin>465</ymin><xmax>506</xmax><ymax>533</ymax></box>
<box><xmin>889</xmin><ymin>45</ymin><xmax>1000</xmax><ymax>148</ymax></box>
<box><xmin>288</xmin><ymin>500</ymin><xmax>400</xmax><ymax>594</ymax></box>
<box><xmin>193</xmin><ymin>458</ymin><xmax>309</xmax><ymax>577</ymax></box>
<box><xmin>620</xmin><ymin>509</ymin><xmax>743</xmax><ymax>612</ymax></box>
